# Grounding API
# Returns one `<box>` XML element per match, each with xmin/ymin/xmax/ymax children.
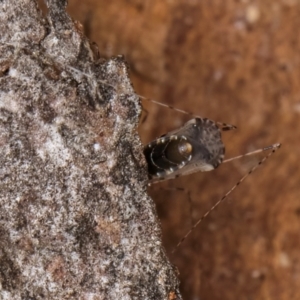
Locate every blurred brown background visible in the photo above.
<box><xmin>66</xmin><ymin>1</ymin><xmax>300</xmax><ymax>299</ymax></box>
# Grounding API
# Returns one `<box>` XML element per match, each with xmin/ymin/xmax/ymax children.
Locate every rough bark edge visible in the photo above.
<box><xmin>0</xmin><ymin>0</ymin><xmax>182</xmax><ymax>299</ymax></box>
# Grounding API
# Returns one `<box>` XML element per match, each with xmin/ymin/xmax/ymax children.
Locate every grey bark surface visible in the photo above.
<box><xmin>0</xmin><ymin>0</ymin><xmax>181</xmax><ymax>299</ymax></box>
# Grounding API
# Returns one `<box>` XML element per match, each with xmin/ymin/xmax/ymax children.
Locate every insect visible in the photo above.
<box><xmin>66</xmin><ymin>65</ymin><xmax>281</xmax><ymax>253</ymax></box>
<box><xmin>67</xmin><ymin>64</ymin><xmax>281</xmax><ymax>299</ymax></box>
<box><xmin>142</xmin><ymin>102</ymin><xmax>280</xmax><ymax>252</ymax></box>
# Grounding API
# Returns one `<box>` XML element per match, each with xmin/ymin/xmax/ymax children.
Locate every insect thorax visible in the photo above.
<box><xmin>144</xmin><ymin>118</ymin><xmax>225</xmax><ymax>182</ymax></box>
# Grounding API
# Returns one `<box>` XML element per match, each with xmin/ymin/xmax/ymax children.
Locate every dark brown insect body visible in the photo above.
<box><xmin>144</xmin><ymin>118</ymin><xmax>225</xmax><ymax>183</ymax></box>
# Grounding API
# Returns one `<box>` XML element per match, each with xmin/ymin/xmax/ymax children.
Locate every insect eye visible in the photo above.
<box><xmin>178</xmin><ymin>141</ymin><xmax>192</xmax><ymax>156</ymax></box>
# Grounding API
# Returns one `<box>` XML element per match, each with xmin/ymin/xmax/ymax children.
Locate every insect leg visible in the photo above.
<box><xmin>223</xmin><ymin>143</ymin><xmax>281</xmax><ymax>164</ymax></box>
<box><xmin>171</xmin><ymin>142</ymin><xmax>281</xmax><ymax>253</ymax></box>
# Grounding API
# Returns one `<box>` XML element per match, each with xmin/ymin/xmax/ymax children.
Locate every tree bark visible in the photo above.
<box><xmin>0</xmin><ymin>0</ymin><xmax>181</xmax><ymax>299</ymax></box>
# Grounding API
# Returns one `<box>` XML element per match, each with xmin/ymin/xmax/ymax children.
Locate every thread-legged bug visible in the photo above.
<box><xmin>142</xmin><ymin>104</ymin><xmax>281</xmax><ymax>251</ymax></box>
<box><xmin>65</xmin><ymin>65</ymin><xmax>281</xmax><ymax>250</ymax></box>
<box><xmin>61</xmin><ymin>65</ymin><xmax>279</xmax><ymax>300</ymax></box>
<box><xmin>67</xmin><ymin>65</ymin><xmax>280</xmax><ymax>231</ymax></box>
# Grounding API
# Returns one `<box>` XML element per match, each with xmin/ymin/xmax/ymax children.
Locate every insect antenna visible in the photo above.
<box><xmin>171</xmin><ymin>142</ymin><xmax>281</xmax><ymax>254</ymax></box>
<box><xmin>138</xmin><ymin>94</ymin><xmax>237</xmax><ymax>131</ymax></box>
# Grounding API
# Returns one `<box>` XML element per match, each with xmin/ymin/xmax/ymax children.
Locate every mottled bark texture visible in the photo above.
<box><xmin>0</xmin><ymin>0</ymin><xmax>181</xmax><ymax>299</ymax></box>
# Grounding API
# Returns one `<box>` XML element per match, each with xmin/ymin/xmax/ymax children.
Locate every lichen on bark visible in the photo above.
<box><xmin>0</xmin><ymin>0</ymin><xmax>181</xmax><ymax>299</ymax></box>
